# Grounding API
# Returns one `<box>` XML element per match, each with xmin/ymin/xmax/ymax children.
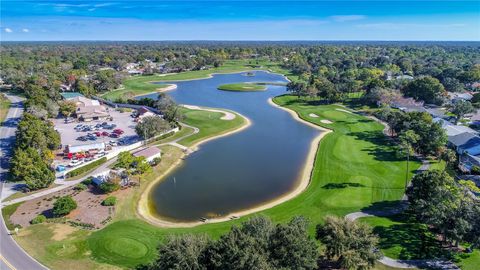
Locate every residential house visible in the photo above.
<box><xmin>448</xmin><ymin>132</ymin><xmax>480</xmax><ymax>156</ymax></box>
<box><xmin>433</xmin><ymin>118</ymin><xmax>477</xmax><ymax>137</ymax></box>
<box><xmin>448</xmin><ymin>92</ymin><xmax>473</xmax><ymax>103</ymax></box>
<box><xmin>390</xmin><ymin>96</ymin><xmax>426</xmax><ymax>113</ymax></box>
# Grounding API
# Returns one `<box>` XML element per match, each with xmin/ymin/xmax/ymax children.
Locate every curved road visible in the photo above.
<box><xmin>0</xmin><ymin>94</ymin><xmax>47</xmax><ymax>270</ymax></box>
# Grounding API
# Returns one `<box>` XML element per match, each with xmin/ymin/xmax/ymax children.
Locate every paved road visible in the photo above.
<box><xmin>0</xmin><ymin>94</ymin><xmax>47</xmax><ymax>270</ymax></box>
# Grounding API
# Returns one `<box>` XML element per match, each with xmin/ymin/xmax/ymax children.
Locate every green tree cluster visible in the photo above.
<box><xmin>52</xmin><ymin>196</ymin><xmax>77</xmax><ymax>217</ymax></box>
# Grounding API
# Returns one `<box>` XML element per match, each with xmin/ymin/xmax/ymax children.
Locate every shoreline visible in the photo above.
<box><xmin>137</xmin><ymin>106</ymin><xmax>252</xmax><ymax>227</ymax></box>
<box><xmin>136</xmin><ymin>97</ymin><xmax>332</xmax><ymax>228</ymax></box>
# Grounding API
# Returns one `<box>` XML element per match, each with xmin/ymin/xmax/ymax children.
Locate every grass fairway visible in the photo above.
<box><xmin>101</xmin><ymin>59</ymin><xmax>290</xmax><ymax>100</ymax></box>
<box><xmin>217</xmin><ymin>82</ymin><xmax>266</xmax><ymax>91</ymax></box>
<box><xmin>177</xmin><ymin>107</ymin><xmax>247</xmax><ymax>147</ymax></box>
<box><xmin>14</xmin><ymin>95</ymin><xmax>422</xmax><ymax>269</ymax></box>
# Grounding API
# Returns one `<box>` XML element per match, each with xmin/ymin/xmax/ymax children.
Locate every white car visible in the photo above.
<box><xmin>68</xmin><ymin>159</ymin><xmax>84</xmax><ymax>167</ymax></box>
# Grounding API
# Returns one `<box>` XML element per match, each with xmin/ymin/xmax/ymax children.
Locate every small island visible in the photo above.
<box><xmin>217</xmin><ymin>82</ymin><xmax>266</xmax><ymax>92</ymax></box>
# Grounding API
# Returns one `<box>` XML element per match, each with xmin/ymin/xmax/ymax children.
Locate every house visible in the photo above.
<box><xmin>448</xmin><ymin>132</ymin><xmax>480</xmax><ymax>155</ymax></box>
<box><xmin>448</xmin><ymin>92</ymin><xmax>473</xmax><ymax>103</ymax></box>
<box><xmin>390</xmin><ymin>96</ymin><xmax>426</xmax><ymax>113</ymax></box>
<box><xmin>133</xmin><ymin>146</ymin><xmax>161</xmax><ymax>163</ymax></box>
<box><xmin>66</xmin><ymin>142</ymin><xmax>105</xmax><ymax>155</ymax></box>
<box><xmin>433</xmin><ymin>118</ymin><xmax>477</xmax><ymax>137</ymax></box>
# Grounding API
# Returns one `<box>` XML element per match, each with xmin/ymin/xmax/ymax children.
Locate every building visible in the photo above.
<box><xmin>68</xmin><ymin>96</ymin><xmax>110</xmax><ymax>121</ymax></box>
<box><xmin>66</xmin><ymin>142</ymin><xmax>105</xmax><ymax>155</ymax></box>
<box><xmin>135</xmin><ymin>106</ymin><xmax>156</xmax><ymax>121</ymax></box>
<box><xmin>133</xmin><ymin>146</ymin><xmax>161</xmax><ymax>163</ymax></box>
<box><xmin>448</xmin><ymin>132</ymin><xmax>480</xmax><ymax>155</ymax></box>
<box><xmin>390</xmin><ymin>96</ymin><xmax>426</xmax><ymax>113</ymax></box>
<box><xmin>433</xmin><ymin>118</ymin><xmax>477</xmax><ymax>137</ymax></box>
<box><xmin>92</xmin><ymin>169</ymin><xmax>129</xmax><ymax>186</ymax></box>
<box><xmin>60</xmin><ymin>92</ymin><xmax>84</xmax><ymax>100</ymax></box>
<box><xmin>448</xmin><ymin>92</ymin><xmax>473</xmax><ymax>103</ymax></box>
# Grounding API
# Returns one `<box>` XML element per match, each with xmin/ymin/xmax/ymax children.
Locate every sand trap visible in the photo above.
<box><xmin>309</xmin><ymin>113</ymin><xmax>319</xmax><ymax>118</ymax></box>
<box><xmin>320</xmin><ymin>119</ymin><xmax>333</xmax><ymax>124</ymax></box>
<box><xmin>181</xmin><ymin>105</ymin><xmax>236</xmax><ymax>120</ymax></box>
<box><xmin>336</xmin><ymin>108</ymin><xmax>354</xmax><ymax>114</ymax></box>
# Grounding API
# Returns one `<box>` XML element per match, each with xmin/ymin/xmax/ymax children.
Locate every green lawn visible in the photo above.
<box><xmin>217</xmin><ymin>82</ymin><xmax>266</xmax><ymax>91</ymax></box>
<box><xmin>177</xmin><ymin>107</ymin><xmax>247</xmax><ymax>147</ymax></box>
<box><xmin>0</xmin><ymin>93</ymin><xmax>11</xmax><ymax>122</ymax></box>
<box><xmin>101</xmin><ymin>59</ymin><xmax>290</xmax><ymax>100</ymax></box>
<box><xmin>2</xmin><ymin>202</ymin><xmax>23</xmax><ymax>230</ymax></box>
<box><xmin>14</xmin><ymin>94</ymin><xmax>422</xmax><ymax>269</ymax></box>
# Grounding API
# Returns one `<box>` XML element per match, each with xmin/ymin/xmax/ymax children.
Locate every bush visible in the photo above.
<box><xmin>31</xmin><ymin>214</ymin><xmax>47</xmax><ymax>224</ymax></box>
<box><xmin>151</xmin><ymin>157</ymin><xmax>161</xmax><ymax>166</ymax></box>
<box><xmin>102</xmin><ymin>196</ymin><xmax>117</xmax><ymax>206</ymax></box>
<box><xmin>74</xmin><ymin>183</ymin><xmax>88</xmax><ymax>191</ymax></box>
<box><xmin>81</xmin><ymin>177</ymin><xmax>93</xmax><ymax>185</ymax></box>
<box><xmin>99</xmin><ymin>182</ymin><xmax>120</xmax><ymax>194</ymax></box>
<box><xmin>53</xmin><ymin>196</ymin><xmax>77</xmax><ymax>217</ymax></box>
<box><xmin>471</xmin><ymin>166</ymin><xmax>480</xmax><ymax>175</ymax></box>
<box><xmin>66</xmin><ymin>157</ymin><xmax>107</xmax><ymax>178</ymax></box>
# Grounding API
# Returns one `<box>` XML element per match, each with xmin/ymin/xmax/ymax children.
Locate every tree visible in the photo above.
<box><xmin>135</xmin><ymin>116</ymin><xmax>172</xmax><ymax>139</ymax></box>
<box><xmin>398</xmin><ymin>130</ymin><xmax>420</xmax><ymax>190</ymax></box>
<box><xmin>155</xmin><ymin>94</ymin><xmax>181</xmax><ymax>122</ymax></box>
<box><xmin>115</xmin><ymin>151</ymin><xmax>135</xmax><ymax>169</ymax></box>
<box><xmin>10</xmin><ymin>147</ymin><xmax>55</xmax><ymax>190</ymax></box>
<box><xmin>287</xmin><ymin>81</ymin><xmax>307</xmax><ymax>98</ymax></box>
<box><xmin>59</xmin><ymin>100</ymin><xmax>77</xmax><ymax>117</ymax></box>
<box><xmin>403</xmin><ymin>76</ymin><xmax>446</xmax><ymax>105</ymax></box>
<box><xmin>451</xmin><ymin>100</ymin><xmax>475</xmax><ymax>124</ymax></box>
<box><xmin>316</xmin><ymin>216</ymin><xmax>381</xmax><ymax>270</ymax></box>
<box><xmin>134</xmin><ymin>156</ymin><xmax>152</xmax><ymax>175</ymax></box>
<box><xmin>53</xmin><ymin>195</ymin><xmax>77</xmax><ymax>217</ymax></box>
<box><xmin>147</xmin><ymin>234</ymin><xmax>210</xmax><ymax>270</ymax></box>
<box><xmin>438</xmin><ymin>147</ymin><xmax>457</xmax><ymax>170</ymax></box>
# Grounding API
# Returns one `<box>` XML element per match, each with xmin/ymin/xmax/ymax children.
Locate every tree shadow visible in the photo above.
<box><xmin>322</xmin><ymin>182</ymin><xmax>366</xmax><ymax>189</ymax></box>
<box><xmin>348</xmin><ymin>131</ymin><xmax>403</xmax><ymax>162</ymax></box>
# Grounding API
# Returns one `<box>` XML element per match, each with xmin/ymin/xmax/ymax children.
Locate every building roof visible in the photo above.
<box><xmin>77</xmin><ymin>105</ymin><xmax>109</xmax><ymax>118</ymax></box>
<box><xmin>67</xmin><ymin>142</ymin><xmax>105</xmax><ymax>153</ymax></box>
<box><xmin>133</xmin><ymin>146</ymin><xmax>161</xmax><ymax>159</ymax></box>
<box><xmin>449</xmin><ymin>132</ymin><xmax>480</xmax><ymax>149</ymax></box>
<box><xmin>433</xmin><ymin>118</ymin><xmax>477</xmax><ymax>137</ymax></box>
<box><xmin>60</xmin><ymin>92</ymin><xmax>84</xmax><ymax>100</ymax></box>
<box><xmin>71</xmin><ymin>96</ymin><xmax>100</xmax><ymax>107</ymax></box>
<box><xmin>390</xmin><ymin>96</ymin><xmax>425</xmax><ymax>113</ymax></box>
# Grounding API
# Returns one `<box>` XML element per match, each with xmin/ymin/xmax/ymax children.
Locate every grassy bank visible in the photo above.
<box><xmin>13</xmin><ymin>95</ymin><xmax>420</xmax><ymax>269</ymax></box>
<box><xmin>217</xmin><ymin>82</ymin><xmax>266</xmax><ymax>91</ymax></box>
<box><xmin>101</xmin><ymin>59</ymin><xmax>290</xmax><ymax>100</ymax></box>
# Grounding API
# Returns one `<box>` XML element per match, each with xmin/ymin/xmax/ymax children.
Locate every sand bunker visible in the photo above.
<box><xmin>309</xmin><ymin>113</ymin><xmax>319</xmax><ymax>118</ymax></box>
<box><xmin>320</xmin><ymin>120</ymin><xmax>333</xmax><ymax>124</ymax></box>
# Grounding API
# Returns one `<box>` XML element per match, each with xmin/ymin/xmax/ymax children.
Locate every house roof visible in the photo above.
<box><xmin>433</xmin><ymin>118</ymin><xmax>477</xmax><ymax>137</ymax></box>
<box><xmin>133</xmin><ymin>146</ymin><xmax>161</xmax><ymax>159</ymax></box>
<box><xmin>71</xmin><ymin>96</ymin><xmax>100</xmax><ymax>107</ymax></box>
<box><xmin>449</xmin><ymin>132</ymin><xmax>480</xmax><ymax>149</ymax></box>
<box><xmin>60</xmin><ymin>92</ymin><xmax>84</xmax><ymax>100</ymax></box>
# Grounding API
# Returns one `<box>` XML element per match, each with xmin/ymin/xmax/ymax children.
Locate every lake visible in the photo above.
<box><xmin>140</xmin><ymin>71</ymin><xmax>321</xmax><ymax>222</ymax></box>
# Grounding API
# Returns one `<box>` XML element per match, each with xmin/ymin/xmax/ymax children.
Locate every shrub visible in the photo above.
<box><xmin>74</xmin><ymin>183</ymin><xmax>88</xmax><ymax>191</ymax></box>
<box><xmin>66</xmin><ymin>157</ymin><xmax>107</xmax><ymax>178</ymax></box>
<box><xmin>53</xmin><ymin>196</ymin><xmax>77</xmax><ymax>217</ymax></box>
<box><xmin>151</xmin><ymin>157</ymin><xmax>161</xmax><ymax>166</ymax></box>
<box><xmin>81</xmin><ymin>176</ymin><xmax>93</xmax><ymax>185</ymax></box>
<box><xmin>102</xmin><ymin>196</ymin><xmax>117</xmax><ymax>206</ymax></box>
<box><xmin>99</xmin><ymin>182</ymin><xmax>120</xmax><ymax>194</ymax></box>
<box><xmin>471</xmin><ymin>166</ymin><xmax>480</xmax><ymax>175</ymax></box>
<box><xmin>31</xmin><ymin>215</ymin><xmax>47</xmax><ymax>224</ymax></box>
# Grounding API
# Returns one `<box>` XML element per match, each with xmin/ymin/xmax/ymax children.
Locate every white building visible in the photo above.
<box><xmin>133</xmin><ymin>146</ymin><xmax>161</xmax><ymax>163</ymax></box>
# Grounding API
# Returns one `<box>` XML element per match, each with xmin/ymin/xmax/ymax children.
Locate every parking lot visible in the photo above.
<box><xmin>53</xmin><ymin>108</ymin><xmax>139</xmax><ymax>150</ymax></box>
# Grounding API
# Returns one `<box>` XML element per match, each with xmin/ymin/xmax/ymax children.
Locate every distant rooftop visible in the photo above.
<box><xmin>60</xmin><ymin>92</ymin><xmax>84</xmax><ymax>100</ymax></box>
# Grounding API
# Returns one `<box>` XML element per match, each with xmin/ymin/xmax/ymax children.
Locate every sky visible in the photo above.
<box><xmin>1</xmin><ymin>0</ymin><xmax>479</xmax><ymax>41</ymax></box>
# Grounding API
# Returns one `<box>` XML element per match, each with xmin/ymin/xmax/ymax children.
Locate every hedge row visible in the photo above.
<box><xmin>66</xmin><ymin>157</ymin><xmax>107</xmax><ymax>178</ymax></box>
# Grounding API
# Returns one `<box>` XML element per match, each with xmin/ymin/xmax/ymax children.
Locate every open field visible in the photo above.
<box><xmin>101</xmin><ymin>59</ymin><xmax>291</xmax><ymax>100</ymax></box>
<box><xmin>217</xmin><ymin>82</ymin><xmax>266</xmax><ymax>91</ymax></box>
<box><xmin>12</xmin><ymin>95</ymin><xmax>424</xmax><ymax>269</ymax></box>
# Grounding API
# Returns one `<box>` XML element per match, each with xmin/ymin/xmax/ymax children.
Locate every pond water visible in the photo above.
<box><xmin>139</xmin><ymin>71</ymin><xmax>321</xmax><ymax>222</ymax></box>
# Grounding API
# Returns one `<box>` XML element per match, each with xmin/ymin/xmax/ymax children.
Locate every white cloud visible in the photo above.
<box><xmin>356</xmin><ymin>23</ymin><xmax>467</xmax><ymax>30</ymax></box>
<box><xmin>330</xmin><ymin>15</ymin><xmax>366</xmax><ymax>22</ymax></box>
<box><xmin>22</xmin><ymin>28</ymin><xmax>29</xmax><ymax>32</ymax></box>
<box><xmin>4</xmin><ymin>28</ymin><xmax>12</xmax><ymax>33</ymax></box>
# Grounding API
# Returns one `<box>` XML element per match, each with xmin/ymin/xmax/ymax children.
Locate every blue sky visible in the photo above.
<box><xmin>1</xmin><ymin>1</ymin><xmax>479</xmax><ymax>41</ymax></box>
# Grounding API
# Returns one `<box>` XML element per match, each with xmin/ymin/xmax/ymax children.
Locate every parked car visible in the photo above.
<box><xmin>77</xmin><ymin>136</ymin><xmax>88</xmax><ymax>141</ymax></box>
<box><xmin>104</xmin><ymin>124</ymin><xmax>117</xmax><ymax>130</ymax></box>
<box><xmin>109</xmin><ymin>133</ymin><xmax>120</xmax><ymax>138</ymax></box>
<box><xmin>94</xmin><ymin>131</ymin><xmax>102</xmax><ymax>136</ymax></box>
<box><xmin>68</xmin><ymin>159</ymin><xmax>84</xmax><ymax>167</ymax></box>
<box><xmin>64</xmin><ymin>117</ymin><xmax>75</xmax><ymax>123</ymax></box>
<box><xmin>109</xmin><ymin>140</ymin><xmax>118</xmax><ymax>146</ymax></box>
<box><xmin>113</xmin><ymin>128</ymin><xmax>124</xmax><ymax>134</ymax></box>
<box><xmin>101</xmin><ymin>131</ymin><xmax>109</xmax><ymax>136</ymax></box>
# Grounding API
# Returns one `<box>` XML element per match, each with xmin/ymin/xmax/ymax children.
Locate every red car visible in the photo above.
<box><xmin>113</xmin><ymin>128</ymin><xmax>124</xmax><ymax>135</ymax></box>
<box><xmin>94</xmin><ymin>131</ymin><xmax>102</xmax><ymax>137</ymax></box>
<box><xmin>101</xmin><ymin>131</ymin><xmax>109</xmax><ymax>136</ymax></box>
